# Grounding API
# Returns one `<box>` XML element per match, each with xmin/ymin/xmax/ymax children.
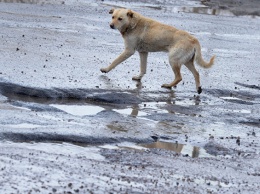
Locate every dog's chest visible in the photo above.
<box><xmin>136</xmin><ymin>31</ymin><xmax>152</xmax><ymax>52</ymax></box>
<box><xmin>136</xmin><ymin>39</ymin><xmax>150</xmax><ymax>52</ymax></box>
<box><xmin>125</xmin><ymin>35</ymin><xmax>149</xmax><ymax>52</ymax></box>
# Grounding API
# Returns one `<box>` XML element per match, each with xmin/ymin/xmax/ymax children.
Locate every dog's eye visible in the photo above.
<box><xmin>112</xmin><ymin>16</ymin><xmax>115</xmax><ymax>19</ymax></box>
<box><xmin>118</xmin><ymin>17</ymin><xmax>123</xmax><ymax>21</ymax></box>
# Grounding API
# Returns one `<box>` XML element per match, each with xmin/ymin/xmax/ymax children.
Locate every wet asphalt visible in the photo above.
<box><xmin>0</xmin><ymin>0</ymin><xmax>259</xmax><ymax>193</ymax></box>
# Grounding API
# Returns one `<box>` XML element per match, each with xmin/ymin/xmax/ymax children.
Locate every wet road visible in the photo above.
<box><xmin>0</xmin><ymin>0</ymin><xmax>260</xmax><ymax>193</ymax></box>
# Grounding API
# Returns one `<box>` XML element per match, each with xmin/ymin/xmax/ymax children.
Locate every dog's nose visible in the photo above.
<box><xmin>110</xmin><ymin>24</ymin><xmax>114</xmax><ymax>29</ymax></box>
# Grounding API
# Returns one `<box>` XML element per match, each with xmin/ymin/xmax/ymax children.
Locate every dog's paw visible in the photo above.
<box><xmin>100</xmin><ymin>67</ymin><xmax>109</xmax><ymax>73</ymax></box>
<box><xmin>161</xmin><ymin>84</ymin><xmax>172</xmax><ymax>89</ymax></box>
<box><xmin>197</xmin><ymin>86</ymin><xmax>202</xmax><ymax>94</ymax></box>
<box><xmin>132</xmin><ymin>75</ymin><xmax>142</xmax><ymax>81</ymax></box>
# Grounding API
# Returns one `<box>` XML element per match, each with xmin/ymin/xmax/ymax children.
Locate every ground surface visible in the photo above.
<box><xmin>0</xmin><ymin>0</ymin><xmax>260</xmax><ymax>193</ymax></box>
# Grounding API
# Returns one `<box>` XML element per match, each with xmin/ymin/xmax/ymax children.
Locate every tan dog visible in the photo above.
<box><xmin>100</xmin><ymin>8</ymin><xmax>215</xmax><ymax>94</ymax></box>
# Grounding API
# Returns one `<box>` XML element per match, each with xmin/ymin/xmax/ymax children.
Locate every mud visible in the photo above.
<box><xmin>0</xmin><ymin>0</ymin><xmax>260</xmax><ymax>193</ymax></box>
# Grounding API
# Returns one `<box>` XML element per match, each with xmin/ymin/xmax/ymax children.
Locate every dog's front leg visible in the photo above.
<box><xmin>132</xmin><ymin>52</ymin><xmax>148</xmax><ymax>80</ymax></box>
<box><xmin>100</xmin><ymin>49</ymin><xmax>135</xmax><ymax>73</ymax></box>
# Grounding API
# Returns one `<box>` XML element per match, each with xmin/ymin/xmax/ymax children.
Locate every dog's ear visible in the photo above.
<box><xmin>127</xmin><ymin>10</ymin><xmax>134</xmax><ymax>18</ymax></box>
<box><xmin>109</xmin><ymin>8</ymin><xmax>114</xmax><ymax>14</ymax></box>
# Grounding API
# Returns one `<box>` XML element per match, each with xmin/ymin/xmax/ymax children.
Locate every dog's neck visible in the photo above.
<box><xmin>120</xmin><ymin>27</ymin><xmax>129</xmax><ymax>36</ymax></box>
<box><xmin>120</xmin><ymin>16</ymin><xmax>139</xmax><ymax>36</ymax></box>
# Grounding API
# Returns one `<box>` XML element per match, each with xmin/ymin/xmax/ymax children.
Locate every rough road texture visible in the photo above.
<box><xmin>0</xmin><ymin>0</ymin><xmax>259</xmax><ymax>193</ymax></box>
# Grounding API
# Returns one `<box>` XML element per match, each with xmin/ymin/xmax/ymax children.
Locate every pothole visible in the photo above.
<box><xmin>100</xmin><ymin>141</ymin><xmax>212</xmax><ymax>158</ymax></box>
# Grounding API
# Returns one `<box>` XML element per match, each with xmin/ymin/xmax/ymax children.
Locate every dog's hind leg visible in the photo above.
<box><xmin>161</xmin><ymin>48</ymin><xmax>183</xmax><ymax>89</ymax></box>
<box><xmin>132</xmin><ymin>52</ymin><xmax>148</xmax><ymax>80</ymax></box>
<box><xmin>184</xmin><ymin>59</ymin><xmax>202</xmax><ymax>94</ymax></box>
<box><xmin>161</xmin><ymin>63</ymin><xmax>182</xmax><ymax>89</ymax></box>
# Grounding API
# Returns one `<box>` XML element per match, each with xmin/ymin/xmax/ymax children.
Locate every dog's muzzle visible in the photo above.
<box><xmin>110</xmin><ymin>24</ymin><xmax>115</xmax><ymax>29</ymax></box>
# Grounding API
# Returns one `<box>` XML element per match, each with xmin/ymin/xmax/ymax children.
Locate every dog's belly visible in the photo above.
<box><xmin>136</xmin><ymin>41</ymin><xmax>169</xmax><ymax>52</ymax></box>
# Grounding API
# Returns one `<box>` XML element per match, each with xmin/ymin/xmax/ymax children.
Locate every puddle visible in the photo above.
<box><xmin>3</xmin><ymin>137</ymin><xmax>212</xmax><ymax>158</ymax></box>
<box><xmin>140</xmin><ymin>141</ymin><xmax>211</xmax><ymax>158</ymax></box>
<box><xmin>220</xmin><ymin>96</ymin><xmax>254</xmax><ymax>105</ymax></box>
<box><xmin>220</xmin><ymin>96</ymin><xmax>242</xmax><ymax>100</ymax></box>
<box><xmin>113</xmin><ymin>102</ymin><xmax>168</xmax><ymax>117</ymax></box>
<box><xmin>50</xmin><ymin>104</ymin><xmax>104</xmax><ymax>116</ymax></box>
<box><xmin>113</xmin><ymin>107</ymin><xmax>148</xmax><ymax>117</ymax></box>
<box><xmin>113</xmin><ymin>101</ymin><xmax>203</xmax><ymax>120</ymax></box>
<box><xmin>10</xmin><ymin>140</ymin><xmax>211</xmax><ymax>158</ymax></box>
<box><xmin>174</xmin><ymin>99</ymin><xmax>201</xmax><ymax>106</ymax></box>
<box><xmin>49</xmin><ymin>103</ymin><xmax>162</xmax><ymax>118</ymax></box>
<box><xmin>98</xmin><ymin>141</ymin><xmax>211</xmax><ymax>158</ymax></box>
<box><xmin>100</xmin><ymin>142</ymin><xmax>146</xmax><ymax>151</ymax></box>
<box><xmin>165</xmin><ymin>6</ymin><xmax>236</xmax><ymax>17</ymax></box>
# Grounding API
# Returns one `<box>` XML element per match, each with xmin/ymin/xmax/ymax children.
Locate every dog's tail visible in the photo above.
<box><xmin>194</xmin><ymin>42</ymin><xmax>215</xmax><ymax>69</ymax></box>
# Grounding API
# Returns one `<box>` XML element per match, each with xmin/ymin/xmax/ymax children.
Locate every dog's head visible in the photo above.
<box><xmin>109</xmin><ymin>8</ymin><xmax>134</xmax><ymax>33</ymax></box>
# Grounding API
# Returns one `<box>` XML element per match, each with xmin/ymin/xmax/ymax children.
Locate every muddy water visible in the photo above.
<box><xmin>73</xmin><ymin>140</ymin><xmax>212</xmax><ymax>158</ymax></box>
<box><xmin>140</xmin><ymin>141</ymin><xmax>211</xmax><ymax>158</ymax></box>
